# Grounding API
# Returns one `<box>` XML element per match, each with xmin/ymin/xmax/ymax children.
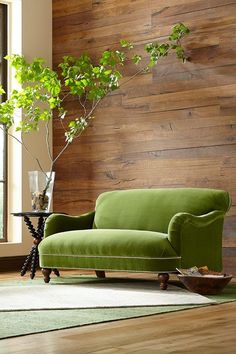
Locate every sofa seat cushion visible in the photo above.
<box><xmin>39</xmin><ymin>229</ymin><xmax>181</xmax><ymax>272</ymax></box>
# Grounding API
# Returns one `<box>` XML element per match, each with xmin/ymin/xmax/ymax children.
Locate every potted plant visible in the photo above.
<box><xmin>0</xmin><ymin>23</ymin><xmax>189</xmax><ymax>211</ymax></box>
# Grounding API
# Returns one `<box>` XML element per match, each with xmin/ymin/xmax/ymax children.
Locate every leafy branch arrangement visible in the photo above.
<box><xmin>0</xmin><ymin>23</ymin><xmax>189</xmax><ymax>210</ymax></box>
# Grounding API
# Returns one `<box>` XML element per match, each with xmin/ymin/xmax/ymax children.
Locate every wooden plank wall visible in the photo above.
<box><xmin>52</xmin><ymin>0</ymin><xmax>236</xmax><ymax>274</ymax></box>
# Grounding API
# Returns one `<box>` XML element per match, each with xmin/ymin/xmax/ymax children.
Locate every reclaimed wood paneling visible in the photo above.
<box><xmin>52</xmin><ymin>0</ymin><xmax>236</xmax><ymax>274</ymax></box>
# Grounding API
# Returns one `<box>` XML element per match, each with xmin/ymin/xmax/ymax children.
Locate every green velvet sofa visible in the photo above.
<box><xmin>38</xmin><ymin>188</ymin><xmax>230</xmax><ymax>289</ymax></box>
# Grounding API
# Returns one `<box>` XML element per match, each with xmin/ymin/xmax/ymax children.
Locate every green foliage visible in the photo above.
<box><xmin>0</xmin><ymin>54</ymin><xmax>60</xmax><ymax>132</ymax></box>
<box><xmin>58</xmin><ymin>49</ymin><xmax>126</xmax><ymax>102</ymax></box>
<box><xmin>65</xmin><ymin>117</ymin><xmax>90</xmax><ymax>143</ymax></box>
<box><xmin>120</xmin><ymin>39</ymin><xmax>134</xmax><ymax>49</ymax></box>
<box><xmin>0</xmin><ymin>23</ymin><xmax>190</xmax><ymax>172</ymax></box>
<box><xmin>132</xmin><ymin>54</ymin><xmax>142</xmax><ymax>65</ymax></box>
<box><xmin>169</xmin><ymin>22</ymin><xmax>190</xmax><ymax>41</ymax></box>
<box><xmin>144</xmin><ymin>23</ymin><xmax>190</xmax><ymax>68</ymax></box>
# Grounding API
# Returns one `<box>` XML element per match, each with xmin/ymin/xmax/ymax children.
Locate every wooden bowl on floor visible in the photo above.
<box><xmin>177</xmin><ymin>274</ymin><xmax>232</xmax><ymax>295</ymax></box>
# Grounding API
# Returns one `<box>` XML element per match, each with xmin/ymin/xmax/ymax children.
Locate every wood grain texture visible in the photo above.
<box><xmin>52</xmin><ymin>0</ymin><xmax>236</xmax><ymax>274</ymax></box>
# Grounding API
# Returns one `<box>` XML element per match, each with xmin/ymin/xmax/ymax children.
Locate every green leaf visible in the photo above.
<box><xmin>104</xmin><ymin>69</ymin><xmax>112</xmax><ymax>75</ymax></box>
<box><xmin>145</xmin><ymin>43</ymin><xmax>154</xmax><ymax>53</ymax></box>
<box><xmin>132</xmin><ymin>54</ymin><xmax>142</xmax><ymax>65</ymax></box>
<box><xmin>39</xmin><ymin>110</ymin><xmax>52</xmax><ymax>121</ymax></box>
<box><xmin>115</xmin><ymin>50</ymin><xmax>126</xmax><ymax>63</ymax></box>
<box><xmin>99</xmin><ymin>51</ymin><xmax>111</xmax><ymax>65</ymax></box>
<box><xmin>81</xmin><ymin>79</ymin><xmax>88</xmax><ymax>87</ymax></box>
<box><xmin>48</xmin><ymin>97</ymin><xmax>58</xmax><ymax>109</ymax></box>
<box><xmin>92</xmin><ymin>67</ymin><xmax>100</xmax><ymax>74</ymax></box>
<box><xmin>0</xmin><ymin>86</ymin><xmax>5</xmax><ymax>95</ymax></box>
<box><xmin>158</xmin><ymin>43</ymin><xmax>170</xmax><ymax>56</ymax></box>
<box><xmin>68</xmin><ymin>120</ymin><xmax>76</xmax><ymax>128</ymax></box>
<box><xmin>120</xmin><ymin>39</ymin><xmax>134</xmax><ymax>49</ymax></box>
<box><xmin>169</xmin><ymin>23</ymin><xmax>190</xmax><ymax>41</ymax></box>
<box><xmin>114</xmin><ymin>71</ymin><xmax>122</xmax><ymax>79</ymax></box>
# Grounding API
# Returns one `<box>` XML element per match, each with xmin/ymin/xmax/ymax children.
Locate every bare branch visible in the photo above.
<box><xmin>85</xmin><ymin>98</ymin><xmax>101</xmax><ymax>120</ymax></box>
<box><xmin>61</xmin><ymin>91</ymin><xmax>71</xmax><ymax>102</ymax></box>
<box><xmin>119</xmin><ymin>45</ymin><xmax>174</xmax><ymax>88</ymax></box>
<box><xmin>0</xmin><ymin>125</ymin><xmax>46</xmax><ymax>175</ymax></box>
<box><xmin>119</xmin><ymin>66</ymin><xmax>148</xmax><ymax>88</ymax></box>
<box><xmin>52</xmin><ymin>140</ymin><xmax>71</xmax><ymax>166</ymax></box>
<box><xmin>45</xmin><ymin>119</ymin><xmax>53</xmax><ymax>163</ymax></box>
<box><xmin>58</xmin><ymin>115</ymin><xmax>67</xmax><ymax>133</ymax></box>
<box><xmin>79</xmin><ymin>95</ymin><xmax>87</xmax><ymax>116</ymax></box>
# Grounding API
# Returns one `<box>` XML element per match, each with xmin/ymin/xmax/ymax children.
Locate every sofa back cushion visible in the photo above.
<box><xmin>94</xmin><ymin>188</ymin><xmax>230</xmax><ymax>233</ymax></box>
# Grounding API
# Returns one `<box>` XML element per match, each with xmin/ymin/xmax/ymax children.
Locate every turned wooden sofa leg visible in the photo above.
<box><xmin>95</xmin><ymin>270</ymin><xmax>106</xmax><ymax>278</ymax></box>
<box><xmin>158</xmin><ymin>273</ymin><xmax>169</xmax><ymax>290</ymax></box>
<box><xmin>53</xmin><ymin>268</ymin><xmax>60</xmax><ymax>277</ymax></box>
<box><xmin>42</xmin><ymin>268</ymin><xmax>52</xmax><ymax>283</ymax></box>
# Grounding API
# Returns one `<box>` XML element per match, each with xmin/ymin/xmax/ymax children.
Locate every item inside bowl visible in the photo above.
<box><xmin>176</xmin><ymin>266</ymin><xmax>227</xmax><ymax>277</ymax></box>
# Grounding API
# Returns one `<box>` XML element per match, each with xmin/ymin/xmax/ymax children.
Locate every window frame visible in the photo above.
<box><xmin>0</xmin><ymin>2</ymin><xmax>8</xmax><ymax>242</ymax></box>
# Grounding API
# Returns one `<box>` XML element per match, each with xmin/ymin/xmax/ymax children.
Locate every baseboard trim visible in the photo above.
<box><xmin>0</xmin><ymin>256</ymin><xmax>27</xmax><ymax>272</ymax></box>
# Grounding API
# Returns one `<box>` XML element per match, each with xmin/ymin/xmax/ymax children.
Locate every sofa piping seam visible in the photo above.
<box><xmin>40</xmin><ymin>254</ymin><xmax>181</xmax><ymax>260</ymax></box>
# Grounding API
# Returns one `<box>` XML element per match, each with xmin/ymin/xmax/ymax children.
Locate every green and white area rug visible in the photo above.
<box><xmin>0</xmin><ymin>276</ymin><xmax>235</xmax><ymax>339</ymax></box>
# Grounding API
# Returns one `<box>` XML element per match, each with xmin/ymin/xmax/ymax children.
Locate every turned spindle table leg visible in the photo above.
<box><xmin>20</xmin><ymin>246</ymin><xmax>34</xmax><ymax>276</ymax></box>
<box><xmin>12</xmin><ymin>212</ymin><xmax>61</xmax><ymax>279</ymax></box>
<box><xmin>21</xmin><ymin>215</ymin><xmax>43</xmax><ymax>279</ymax></box>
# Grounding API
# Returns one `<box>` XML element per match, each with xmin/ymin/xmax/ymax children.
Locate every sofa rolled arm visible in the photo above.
<box><xmin>168</xmin><ymin>210</ymin><xmax>225</xmax><ymax>255</ymax></box>
<box><xmin>44</xmin><ymin>211</ymin><xmax>95</xmax><ymax>238</ymax></box>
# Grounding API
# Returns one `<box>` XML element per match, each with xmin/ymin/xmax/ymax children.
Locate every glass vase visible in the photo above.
<box><xmin>28</xmin><ymin>171</ymin><xmax>55</xmax><ymax>212</ymax></box>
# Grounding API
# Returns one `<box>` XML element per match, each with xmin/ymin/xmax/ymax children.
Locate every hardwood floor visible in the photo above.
<box><xmin>1</xmin><ymin>271</ymin><xmax>236</xmax><ymax>354</ymax></box>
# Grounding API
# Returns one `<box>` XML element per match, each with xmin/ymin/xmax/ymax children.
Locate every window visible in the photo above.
<box><xmin>0</xmin><ymin>3</ymin><xmax>7</xmax><ymax>241</ymax></box>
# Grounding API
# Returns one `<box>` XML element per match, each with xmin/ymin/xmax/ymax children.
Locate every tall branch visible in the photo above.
<box><xmin>45</xmin><ymin>119</ymin><xmax>53</xmax><ymax>163</ymax></box>
<box><xmin>52</xmin><ymin>140</ymin><xmax>71</xmax><ymax>166</ymax></box>
<box><xmin>0</xmin><ymin>125</ymin><xmax>46</xmax><ymax>175</ymax></box>
<box><xmin>119</xmin><ymin>66</ymin><xmax>147</xmax><ymax>88</ymax></box>
<box><xmin>61</xmin><ymin>91</ymin><xmax>71</xmax><ymax>102</ymax></box>
<box><xmin>85</xmin><ymin>98</ymin><xmax>101</xmax><ymax>119</ymax></box>
<box><xmin>79</xmin><ymin>95</ymin><xmax>87</xmax><ymax>116</ymax></box>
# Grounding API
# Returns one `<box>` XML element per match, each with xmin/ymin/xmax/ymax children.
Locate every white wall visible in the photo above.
<box><xmin>0</xmin><ymin>0</ymin><xmax>52</xmax><ymax>257</ymax></box>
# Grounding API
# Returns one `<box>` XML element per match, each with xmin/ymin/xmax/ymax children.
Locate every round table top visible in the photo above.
<box><xmin>11</xmin><ymin>211</ymin><xmax>53</xmax><ymax>217</ymax></box>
